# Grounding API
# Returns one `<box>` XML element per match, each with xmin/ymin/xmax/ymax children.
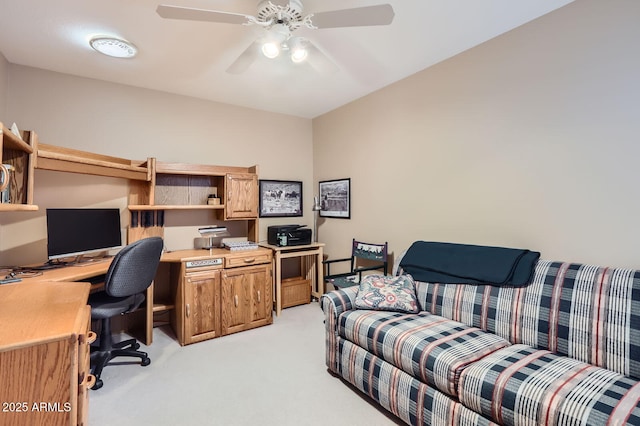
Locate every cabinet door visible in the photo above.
<box><xmin>221</xmin><ymin>264</ymin><xmax>272</xmax><ymax>335</ymax></box>
<box><xmin>225</xmin><ymin>173</ymin><xmax>258</xmax><ymax>219</ymax></box>
<box><xmin>250</xmin><ymin>263</ymin><xmax>272</xmax><ymax>323</ymax></box>
<box><xmin>183</xmin><ymin>269</ymin><xmax>221</xmax><ymax>345</ymax></box>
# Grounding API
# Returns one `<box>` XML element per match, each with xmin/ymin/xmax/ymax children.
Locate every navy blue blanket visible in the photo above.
<box><xmin>399</xmin><ymin>241</ymin><xmax>540</xmax><ymax>287</ymax></box>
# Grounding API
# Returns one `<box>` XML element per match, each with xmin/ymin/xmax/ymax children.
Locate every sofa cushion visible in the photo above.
<box><xmin>338</xmin><ymin>309</ymin><xmax>511</xmax><ymax>397</ymax></box>
<box><xmin>458</xmin><ymin>344</ymin><xmax>640</xmax><ymax>426</ymax></box>
<box><xmin>336</xmin><ymin>338</ymin><xmax>500</xmax><ymax>426</ymax></box>
<box><xmin>408</xmin><ymin>260</ymin><xmax>640</xmax><ymax>380</ymax></box>
<box><xmin>354</xmin><ymin>274</ymin><xmax>419</xmax><ymax>313</ymax></box>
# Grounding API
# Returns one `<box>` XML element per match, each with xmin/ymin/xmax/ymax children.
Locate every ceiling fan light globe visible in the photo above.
<box><xmin>262</xmin><ymin>42</ymin><xmax>280</xmax><ymax>59</ymax></box>
<box><xmin>291</xmin><ymin>47</ymin><xmax>308</xmax><ymax>63</ymax></box>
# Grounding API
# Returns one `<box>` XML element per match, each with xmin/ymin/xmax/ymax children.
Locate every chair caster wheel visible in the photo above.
<box><xmin>134</xmin><ymin>342</ymin><xmax>141</xmax><ymax>350</ymax></box>
<box><xmin>141</xmin><ymin>357</ymin><xmax>151</xmax><ymax>367</ymax></box>
<box><xmin>91</xmin><ymin>379</ymin><xmax>103</xmax><ymax>390</ymax></box>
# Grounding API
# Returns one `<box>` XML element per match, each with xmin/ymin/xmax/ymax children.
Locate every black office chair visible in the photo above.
<box><xmin>89</xmin><ymin>236</ymin><xmax>163</xmax><ymax>390</ymax></box>
<box><xmin>324</xmin><ymin>239</ymin><xmax>388</xmax><ymax>290</ymax></box>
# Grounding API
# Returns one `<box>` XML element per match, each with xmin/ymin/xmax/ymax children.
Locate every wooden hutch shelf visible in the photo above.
<box><xmin>0</xmin><ymin>122</ymin><xmax>38</xmax><ymax>210</ymax></box>
<box><xmin>36</xmin><ymin>143</ymin><xmax>152</xmax><ymax>181</ymax></box>
<box><xmin>128</xmin><ymin>204</ymin><xmax>226</xmax><ymax>211</ymax></box>
<box><xmin>0</xmin><ymin>204</ymin><xmax>38</xmax><ymax>211</ymax></box>
<box><xmin>0</xmin><ymin>123</ymin><xmax>34</xmax><ymax>153</ymax></box>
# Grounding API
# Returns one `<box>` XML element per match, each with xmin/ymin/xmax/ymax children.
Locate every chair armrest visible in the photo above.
<box><xmin>325</xmin><ymin>271</ymin><xmax>358</xmax><ymax>280</ymax></box>
<box><xmin>322</xmin><ymin>257</ymin><xmax>351</xmax><ymax>265</ymax></box>
<box><xmin>353</xmin><ymin>265</ymin><xmax>386</xmax><ymax>274</ymax></box>
<box><xmin>323</xmin><ymin>257</ymin><xmax>352</xmax><ymax>277</ymax></box>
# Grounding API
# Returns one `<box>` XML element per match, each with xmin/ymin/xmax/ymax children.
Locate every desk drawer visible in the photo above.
<box><xmin>224</xmin><ymin>252</ymin><xmax>271</xmax><ymax>268</ymax></box>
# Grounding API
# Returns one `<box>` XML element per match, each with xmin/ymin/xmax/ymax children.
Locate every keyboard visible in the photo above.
<box><xmin>224</xmin><ymin>241</ymin><xmax>259</xmax><ymax>251</ymax></box>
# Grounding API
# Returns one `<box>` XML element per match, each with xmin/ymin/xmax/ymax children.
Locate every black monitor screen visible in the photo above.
<box><xmin>46</xmin><ymin>208</ymin><xmax>123</xmax><ymax>260</ymax></box>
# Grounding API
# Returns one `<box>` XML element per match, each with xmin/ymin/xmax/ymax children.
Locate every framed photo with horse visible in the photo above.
<box><xmin>319</xmin><ymin>178</ymin><xmax>350</xmax><ymax>219</ymax></box>
<box><xmin>259</xmin><ymin>179</ymin><xmax>303</xmax><ymax>217</ymax></box>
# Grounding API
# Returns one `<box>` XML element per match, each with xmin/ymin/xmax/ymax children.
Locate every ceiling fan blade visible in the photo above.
<box><xmin>305</xmin><ymin>41</ymin><xmax>338</xmax><ymax>74</ymax></box>
<box><xmin>156</xmin><ymin>5</ymin><xmax>250</xmax><ymax>25</ymax></box>
<box><xmin>310</xmin><ymin>4</ymin><xmax>395</xmax><ymax>29</ymax></box>
<box><xmin>226</xmin><ymin>41</ymin><xmax>261</xmax><ymax>74</ymax></box>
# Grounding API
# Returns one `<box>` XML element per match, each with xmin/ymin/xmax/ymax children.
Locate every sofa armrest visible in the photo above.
<box><xmin>320</xmin><ymin>287</ymin><xmax>359</xmax><ymax>373</ymax></box>
<box><xmin>320</xmin><ymin>286</ymin><xmax>358</xmax><ymax>317</ymax></box>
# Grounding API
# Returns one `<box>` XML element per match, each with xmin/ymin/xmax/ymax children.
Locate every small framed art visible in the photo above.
<box><xmin>259</xmin><ymin>179</ymin><xmax>303</xmax><ymax>217</ymax></box>
<box><xmin>319</xmin><ymin>178</ymin><xmax>350</xmax><ymax>219</ymax></box>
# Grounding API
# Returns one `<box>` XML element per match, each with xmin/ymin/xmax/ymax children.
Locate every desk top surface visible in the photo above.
<box><xmin>18</xmin><ymin>247</ymin><xmax>275</xmax><ymax>281</ymax></box>
<box><xmin>22</xmin><ymin>259</ymin><xmax>112</xmax><ymax>282</ymax></box>
<box><xmin>259</xmin><ymin>242</ymin><xmax>324</xmax><ymax>252</ymax></box>
<box><xmin>0</xmin><ymin>281</ymin><xmax>90</xmax><ymax>351</ymax></box>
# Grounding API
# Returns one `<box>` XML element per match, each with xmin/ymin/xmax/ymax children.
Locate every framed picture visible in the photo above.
<box><xmin>259</xmin><ymin>180</ymin><xmax>303</xmax><ymax>218</ymax></box>
<box><xmin>319</xmin><ymin>178</ymin><xmax>350</xmax><ymax>219</ymax></box>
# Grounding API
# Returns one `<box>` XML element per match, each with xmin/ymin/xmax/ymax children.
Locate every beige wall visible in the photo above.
<box><xmin>3</xmin><ymin>0</ymin><xmax>639</xmax><ymax>271</ymax></box>
<box><xmin>313</xmin><ymin>0</ymin><xmax>640</xmax><ymax>269</ymax></box>
<box><xmin>0</xmin><ymin>53</ymin><xmax>7</xmax><ymax>119</ymax></box>
<box><xmin>0</xmin><ymin>66</ymin><xmax>312</xmax><ymax>265</ymax></box>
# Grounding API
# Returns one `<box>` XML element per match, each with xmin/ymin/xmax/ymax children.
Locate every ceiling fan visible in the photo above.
<box><xmin>156</xmin><ymin>0</ymin><xmax>395</xmax><ymax>74</ymax></box>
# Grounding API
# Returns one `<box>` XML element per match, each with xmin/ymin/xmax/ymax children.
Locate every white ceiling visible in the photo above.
<box><xmin>0</xmin><ymin>0</ymin><xmax>574</xmax><ymax>119</ymax></box>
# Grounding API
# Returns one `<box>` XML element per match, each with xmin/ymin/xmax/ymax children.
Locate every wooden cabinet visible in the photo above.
<box><xmin>174</xmin><ymin>265</ymin><xmax>222</xmax><ymax>345</ymax></box>
<box><xmin>0</xmin><ymin>282</ymin><xmax>95</xmax><ymax>426</ymax></box>
<box><xmin>161</xmin><ymin>249</ymin><xmax>273</xmax><ymax>346</ymax></box>
<box><xmin>225</xmin><ymin>173</ymin><xmax>258</xmax><ymax>219</ymax></box>
<box><xmin>221</xmin><ymin>251</ymin><xmax>273</xmax><ymax>336</ymax></box>
<box><xmin>0</xmin><ymin>122</ymin><xmax>38</xmax><ymax>211</ymax></box>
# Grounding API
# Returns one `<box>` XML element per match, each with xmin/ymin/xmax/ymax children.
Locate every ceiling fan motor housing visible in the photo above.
<box><xmin>257</xmin><ymin>0</ymin><xmax>304</xmax><ymax>30</ymax></box>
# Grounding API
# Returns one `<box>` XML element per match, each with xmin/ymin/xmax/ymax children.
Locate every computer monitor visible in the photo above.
<box><xmin>46</xmin><ymin>208</ymin><xmax>123</xmax><ymax>262</ymax></box>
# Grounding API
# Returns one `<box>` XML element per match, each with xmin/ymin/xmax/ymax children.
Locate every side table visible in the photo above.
<box><xmin>260</xmin><ymin>242</ymin><xmax>325</xmax><ymax>316</ymax></box>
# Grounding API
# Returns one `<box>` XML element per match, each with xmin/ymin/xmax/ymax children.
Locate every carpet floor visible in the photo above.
<box><xmin>89</xmin><ymin>301</ymin><xmax>402</xmax><ymax>426</ymax></box>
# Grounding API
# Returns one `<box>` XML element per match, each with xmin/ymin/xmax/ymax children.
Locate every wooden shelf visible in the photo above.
<box><xmin>128</xmin><ymin>204</ymin><xmax>225</xmax><ymax>211</ymax></box>
<box><xmin>0</xmin><ymin>204</ymin><xmax>39</xmax><ymax>211</ymax></box>
<box><xmin>1</xmin><ymin>122</ymin><xmax>37</xmax><ymax>209</ymax></box>
<box><xmin>153</xmin><ymin>303</ymin><xmax>175</xmax><ymax>313</ymax></box>
<box><xmin>155</xmin><ymin>161</ymin><xmax>256</xmax><ymax>176</ymax></box>
<box><xmin>37</xmin><ymin>143</ymin><xmax>151</xmax><ymax>181</ymax></box>
<box><xmin>0</xmin><ymin>124</ymin><xmax>34</xmax><ymax>154</ymax></box>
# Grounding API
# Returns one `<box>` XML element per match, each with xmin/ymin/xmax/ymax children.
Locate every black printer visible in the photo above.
<box><xmin>267</xmin><ymin>225</ymin><xmax>312</xmax><ymax>247</ymax></box>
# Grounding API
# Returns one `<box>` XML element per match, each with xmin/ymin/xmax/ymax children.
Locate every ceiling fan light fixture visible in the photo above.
<box><xmin>289</xmin><ymin>37</ymin><xmax>308</xmax><ymax>63</ymax></box>
<box><xmin>89</xmin><ymin>36</ymin><xmax>137</xmax><ymax>58</ymax></box>
<box><xmin>291</xmin><ymin>48</ymin><xmax>307</xmax><ymax>63</ymax></box>
<box><xmin>261</xmin><ymin>42</ymin><xmax>281</xmax><ymax>59</ymax></box>
<box><xmin>260</xmin><ymin>23</ymin><xmax>290</xmax><ymax>59</ymax></box>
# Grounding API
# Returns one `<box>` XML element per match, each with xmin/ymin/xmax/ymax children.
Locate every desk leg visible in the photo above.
<box><xmin>145</xmin><ymin>283</ymin><xmax>154</xmax><ymax>345</ymax></box>
<box><xmin>274</xmin><ymin>251</ymin><xmax>282</xmax><ymax>317</ymax></box>
<box><xmin>316</xmin><ymin>246</ymin><xmax>324</xmax><ymax>299</ymax></box>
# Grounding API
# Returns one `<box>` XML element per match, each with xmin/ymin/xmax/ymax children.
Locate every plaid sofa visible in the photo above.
<box><xmin>321</xmin><ymin>259</ymin><xmax>640</xmax><ymax>425</ymax></box>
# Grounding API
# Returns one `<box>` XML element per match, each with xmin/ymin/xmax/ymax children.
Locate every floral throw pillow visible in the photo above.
<box><xmin>354</xmin><ymin>274</ymin><xmax>419</xmax><ymax>313</ymax></box>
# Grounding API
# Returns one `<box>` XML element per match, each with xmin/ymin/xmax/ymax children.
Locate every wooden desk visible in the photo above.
<box><xmin>22</xmin><ymin>259</ymin><xmax>111</xmax><ymax>283</ymax></box>
<box><xmin>261</xmin><ymin>242</ymin><xmax>325</xmax><ymax>316</ymax></box>
<box><xmin>0</xmin><ymin>281</ymin><xmax>95</xmax><ymax>426</ymax></box>
<box><xmin>20</xmin><ymin>259</ymin><xmax>160</xmax><ymax>346</ymax></box>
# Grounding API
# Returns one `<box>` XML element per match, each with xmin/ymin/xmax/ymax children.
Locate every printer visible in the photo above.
<box><xmin>267</xmin><ymin>225</ymin><xmax>312</xmax><ymax>247</ymax></box>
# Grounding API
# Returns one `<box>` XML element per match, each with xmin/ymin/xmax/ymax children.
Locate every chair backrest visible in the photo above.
<box><xmin>105</xmin><ymin>237</ymin><xmax>164</xmax><ymax>298</ymax></box>
<box><xmin>352</xmin><ymin>239</ymin><xmax>388</xmax><ymax>274</ymax></box>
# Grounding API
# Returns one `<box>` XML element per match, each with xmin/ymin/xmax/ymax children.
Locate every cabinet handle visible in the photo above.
<box><xmin>186</xmin><ymin>304</ymin><xmax>190</xmax><ymax>318</ymax></box>
<box><xmin>86</xmin><ymin>374</ymin><xmax>96</xmax><ymax>390</ymax></box>
<box><xmin>234</xmin><ymin>295</ymin><xmax>239</xmax><ymax>307</ymax></box>
<box><xmin>87</xmin><ymin>331</ymin><xmax>97</xmax><ymax>344</ymax></box>
<box><xmin>243</xmin><ymin>258</ymin><xmax>256</xmax><ymax>263</ymax></box>
<box><xmin>257</xmin><ymin>290</ymin><xmax>261</xmax><ymax>303</ymax></box>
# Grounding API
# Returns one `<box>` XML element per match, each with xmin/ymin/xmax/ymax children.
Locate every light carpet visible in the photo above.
<box><xmin>89</xmin><ymin>301</ymin><xmax>402</xmax><ymax>426</ymax></box>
